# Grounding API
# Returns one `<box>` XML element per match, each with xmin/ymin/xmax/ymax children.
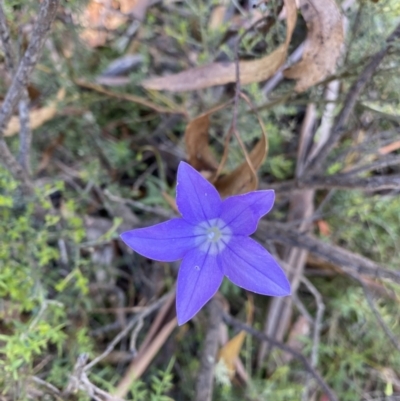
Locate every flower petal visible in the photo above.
<box><xmin>120</xmin><ymin>218</ymin><xmax>197</xmax><ymax>262</ymax></box>
<box><xmin>220</xmin><ymin>190</ymin><xmax>275</xmax><ymax>235</ymax></box>
<box><xmin>176</xmin><ymin>162</ymin><xmax>221</xmax><ymax>223</ymax></box>
<box><xmin>176</xmin><ymin>247</ymin><xmax>223</xmax><ymax>325</ymax></box>
<box><xmin>220</xmin><ymin>236</ymin><xmax>290</xmax><ymax>296</ymax></box>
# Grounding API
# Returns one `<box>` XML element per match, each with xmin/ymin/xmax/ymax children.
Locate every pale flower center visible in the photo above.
<box><xmin>207</xmin><ymin>227</ymin><xmax>221</xmax><ymax>242</ymax></box>
<box><xmin>194</xmin><ymin>218</ymin><xmax>231</xmax><ymax>255</ymax></box>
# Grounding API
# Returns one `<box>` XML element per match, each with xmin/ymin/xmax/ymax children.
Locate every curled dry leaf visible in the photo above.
<box><xmin>284</xmin><ymin>0</ymin><xmax>344</xmax><ymax>92</ymax></box>
<box><xmin>4</xmin><ymin>88</ymin><xmax>65</xmax><ymax>137</ymax></box>
<box><xmin>218</xmin><ymin>331</ymin><xmax>246</xmax><ymax>380</ymax></box>
<box><xmin>215</xmin><ymin>131</ymin><xmax>267</xmax><ymax>197</ymax></box>
<box><xmin>185</xmin><ymin>114</ymin><xmax>218</xmax><ymax>172</ymax></box>
<box><xmin>184</xmin><ymin>101</ymin><xmax>267</xmax><ymax>197</ymax></box>
<box><xmin>142</xmin><ymin>0</ymin><xmax>297</xmax><ymax>92</ymax></box>
<box><xmin>184</xmin><ymin>102</ymin><xmax>230</xmax><ymax>172</ymax></box>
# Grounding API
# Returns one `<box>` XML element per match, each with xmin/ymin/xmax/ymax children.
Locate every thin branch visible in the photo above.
<box><xmin>103</xmin><ymin>189</ymin><xmax>172</xmax><ymax>218</ymax></box>
<box><xmin>0</xmin><ymin>4</ymin><xmax>32</xmax><ymax>188</ymax></box>
<box><xmin>260</xmin><ymin>103</ymin><xmax>316</xmax><ymax>361</ymax></box>
<box><xmin>258</xmin><ymin>221</ymin><xmax>400</xmax><ymax>284</ymax></box>
<box><xmin>0</xmin><ymin>0</ymin><xmax>59</xmax><ymax>189</ymax></box>
<box><xmin>0</xmin><ymin>0</ymin><xmax>59</xmax><ymax>136</ymax></box>
<box><xmin>360</xmin><ymin>281</ymin><xmax>400</xmax><ymax>353</ymax></box>
<box><xmin>17</xmin><ymin>92</ymin><xmax>32</xmax><ymax>173</ymax></box>
<box><xmin>0</xmin><ymin>3</ymin><xmax>16</xmax><ymax>70</ymax></box>
<box><xmin>262</xmin><ymin>42</ymin><xmax>304</xmax><ymax>97</ymax></box>
<box><xmin>305</xmin><ymin>21</ymin><xmax>400</xmax><ymax>174</ymax></box>
<box><xmin>340</xmin><ymin>154</ymin><xmax>400</xmax><ymax>177</ymax></box>
<box><xmin>222</xmin><ymin>313</ymin><xmax>339</xmax><ymax>401</ymax></box>
<box><xmin>31</xmin><ymin>376</ymin><xmax>62</xmax><ymax>399</ymax></box>
<box><xmin>83</xmin><ymin>292</ymin><xmax>172</xmax><ymax>371</ymax></box>
<box><xmin>301</xmin><ymin>276</ymin><xmax>325</xmax><ymax>401</ymax></box>
<box><xmin>195</xmin><ymin>297</ymin><xmax>223</xmax><ymax>401</ymax></box>
<box><xmin>265</xmin><ymin>173</ymin><xmax>400</xmax><ymax>192</ymax></box>
<box><xmin>129</xmin><ymin>317</ymin><xmax>144</xmax><ymax>356</ymax></box>
<box><xmin>0</xmin><ymin>5</ymin><xmax>33</xmax><ymax>173</ymax></box>
<box><xmin>0</xmin><ymin>140</ymin><xmax>32</xmax><ymax>193</ymax></box>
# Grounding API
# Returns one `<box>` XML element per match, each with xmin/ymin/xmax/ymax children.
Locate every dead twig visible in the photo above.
<box><xmin>260</xmin><ymin>102</ymin><xmax>316</xmax><ymax>362</ymax></box>
<box><xmin>17</xmin><ymin>96</ymin><xmax>32</xmax><ymax>173</ymax></box>
<box><xmin>258</xmin><ymin>221</ymin><xmax>400</xmax><ymax>284</ymax></box>
<box><xmin>114</xmin><ymin>292</ymin><xmax>177</xmax><ymax>396</ymax></box>
<box><xmin>0</xmin><ymin>6</ymin><xmax>33</xmax><ymax>173</ymax></box>
<box><xmin>195</xmin><ymin>297</ymin><xmax>224</xmax><ymax>401</ymax></box>
<box><xmin>360</xmin><ymin>280</ymin><xmax>400</xmax><ymax>354</ymax></box>
<box><xmin>0</xmin><ymin>0</ymin><xmax>59</xmax><ymax>191</ymax></box>
<box><xmin>84</xmin><ymin>291</ymin><xmax>173</xmax><ymax>371</ymax></box>
<box><xmin>305</xmin><ymin>21</ymin><xmax>400</xmax><ymax>174</ymax></box>
<box><xmin>265</xmin><ymin>173</ymin><xmax>400</xmax><ymax>192</ymax></box>
<box><xmin>64</xmin><ymin>354</ymin><xmax>125</xmax><ymax>401</ymax></box>
<box><xmin>30</xmin><ymin>376</ymin><xmax>62</xmax><ymax>400</ymax></box>
<box><xmin>0</xmin><ymin>0</ymin><xmax>59</xmax><ymax>135</ymax></box>
<box><xmin>301</xmin><ymin>276</ymin><xmax>325</xmax><ymax>401</ymax></box>
<box><xmin>103</xmin><ymin>189</ymin><xmax>172</xmax><ymax>218</ymax></box>
<box><xmin>222</xmin><ymin>313</ymin><xmax>339</xmax><ymax>401</ymax></box>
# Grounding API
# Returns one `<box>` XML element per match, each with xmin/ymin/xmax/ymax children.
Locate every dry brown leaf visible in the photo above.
<box><xmin>184</xmin><ymin>102</ymin><xmax>229</xmax><ymax>172</ymax></box>
<box><xmin>218</xmin><ymin>331</ymin><xmax>246</xmax><ymax>379</ymax></box>
<box><xmin>142</xmin><ymin>0</ymin><xmax>297</xmax><ymax>92</ymax></box>
<box><xmin>284</xmin><ymin>0</ymin><xmax>344</xmax><ymax>92</ymax></box>
<box><xmin>78</xmin><ymin>0</ymin><xmax>150</xmax><ymax>47</ymax></box>
<box><xmin>184</xmin><ymin>101</ymin><xmax>267</xmax><ymax>197</ymax></box>
<box><xmin>185</xmin><ymin>114</ymin><xmax>217</xmax><ymax>171</ymax></box>
<box><xmin>215</xmin><ymin>132</ymin><xmax>267</xmax><ymax>197</ymax></box>
<box><xmin>4</xmin><ymin>88</ymin><xmax>65</xmax><ymax>137</ymax></box>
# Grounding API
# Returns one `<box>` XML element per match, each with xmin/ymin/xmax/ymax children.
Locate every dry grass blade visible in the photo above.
<box><xmin>284</xmin><ymin>0</ymin><xmax>344</xmax><ymax>92</ymax></box>
<box><xmin>141</xmin><ymin>0</ymin><xmax>297</xmax><ymax>92</ymax></box>
<box><xmin>74</xmin><ymin>79</ymin><xmax>184</xmax><ymax>114</ymax></box>
<box><xmin>114</xmin><ymin>318</ymin><xmax>177</xmax><ymax>398</ymax></box>
<box><xmin>114</xmin><ymin>293</ymin><xmax>176</xmax><ymax>397</ymax></box>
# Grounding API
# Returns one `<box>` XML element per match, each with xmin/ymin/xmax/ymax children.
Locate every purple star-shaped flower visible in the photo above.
<box><xmin>120</xmin><ymin>162</ymin><xmax>291</xmax><ymax>325</ymax></box>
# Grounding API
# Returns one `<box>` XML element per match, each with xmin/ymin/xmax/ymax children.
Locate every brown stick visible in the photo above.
<box><xmin>195</xmin><ymin>297</ymin><xmax>223</xmax><ymax>401</ymax></box>
<box><xmin>265</xmin><ymin>173</ymin><xmax>400</xmax><ymax>192</ymax></box>
<box><xmin>259</xmin><ymin>103</ymin><xmax>316</xmax><ymax>363</ymax></box>
<box><xmin>0</xmin><ymin>0</ymin><xmax>59</xmax><ymax>190</ymax></box>
<box><xmin>305</xmin><ymin>21</ymin><xmax>400</xmax><ymax>174</ymax></box>
<box><xmin>0</xmin><ymin>4</ymin><xmax>33</xmax><ymax>174</ymax></box>
<box><xmin>258</xmin><ymin>222</ymin><xmax>400</xmax><ymax>284</ymax></box>
<box><xmin>0</xmin><ymin>0</ymin><xmax>59</xmax><ymax>136</ymax></box>
<box><xmin>223</xmin><ymin>313</ymin><xmax>339</xmax><ymax>401</ymax></box>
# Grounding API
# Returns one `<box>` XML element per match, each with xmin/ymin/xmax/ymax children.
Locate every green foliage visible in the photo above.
<box><xmin>315</xmin><ymin>284</ymin><xmax>400</xmax><ymax>401</ymax></box>
<box><xmin>0</xmin><ymin>167</ymin><xmax>93</xmax><ymax>390</ymax></box>
<box><xmin>129</xmin><ymin>358</ymin><xmax>175</xmax><ymax>401</ymax></box>
<box><xmin>328</xmin><ymin>190</ymin><xmax>400</xmax><ymax>267</ymax></box>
